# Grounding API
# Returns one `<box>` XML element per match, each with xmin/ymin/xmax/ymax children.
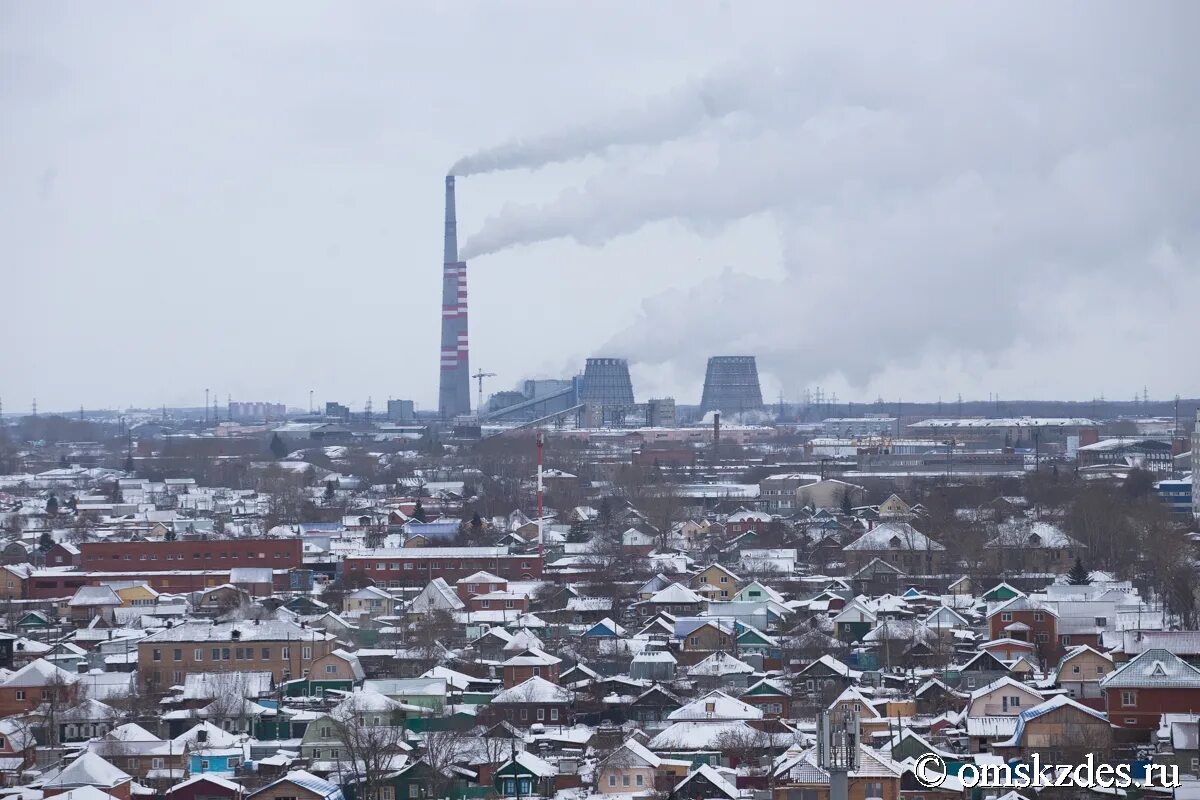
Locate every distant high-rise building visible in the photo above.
<box><xmin>387</xmin><ymin>399</ymin><xmax>415</xmax><ymax>423</ymax></box>
<box><xmin>647</xmin><ymin>397</ymin><xmax>677</xmax><ymax>427</ymax></box>
<box><xmin>228</xmin><ymin>402</ymin><xmax>286</xmax><ymax>421</ymax></box>
<box><xmin>325</xmin><ymin>402</ymin><xmax>351</xmax><ymax>422</ymax></box>
<box><xmin>700</xmin><ymin>356</ymin><xmax>764</xmax><ymax>415</ymax></box>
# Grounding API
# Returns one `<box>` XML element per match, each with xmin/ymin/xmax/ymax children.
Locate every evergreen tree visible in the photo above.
<box><xmin>164</xmin><ymin>528</ymin><xmax>177</xmax><ymax>542</ymax></box>
<box><xmin>45</xmin><ymin>494</ymin><xmax>59</xmax><ymax>516</ymax></box>
<box><xmin>38</xmin><ymin>531</ymin><xmax>54</xmax><ymax>552</ymax></box>
<box><xmin>123</xmin><ymin>453</ymin><xmax>135</xmax><ymax>473</ymax></box>
<box><xmin>324</xmin><ymin>481</ymin><xmax>337</xmax><ymax>502</ymax></box>
<box><xmin>269</xmin><ymin>433</ymin><xmax>287</xmax><ymax>460</ymax></box>
<box><xmin>840</xmin><ymin>491</ymin><xmax>853</xmax><ymax>517</ymax></box>
<box><xmin>412</xmin><ymin>499</ymin><xmax>427</xmax><ymax>523</ymax></box>
<box><xmin>1067</xmin><ymin>557</ymin><xmax>1091</xmax><ymax>585</ymax></box>
<box><xmin>471</xmin><ymin>512</ymin><xmax>483</xmax><ymax>533</ymax></box>
<box><xmin>66</xmin><ymin>495</ymin><xmax>78</xmax><ymax>513</ymax></box>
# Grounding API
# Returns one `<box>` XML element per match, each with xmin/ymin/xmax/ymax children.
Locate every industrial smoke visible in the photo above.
<box><xmin>450</xmin><ymin>5</ymin><xmax>1199</xmax><ymax>396</ymax></box>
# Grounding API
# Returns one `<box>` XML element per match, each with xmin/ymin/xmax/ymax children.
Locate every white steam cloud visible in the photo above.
<box><xmin>453</xmin><ymin>6</ymin><xmax>1200</xmax><ymax>394</ymax></box>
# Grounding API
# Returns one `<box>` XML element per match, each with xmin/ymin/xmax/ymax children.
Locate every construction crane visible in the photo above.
<box><xmin>471</xmin><ymin>370</ymin><xmax>496</xmax><ymax>413</ymax></box>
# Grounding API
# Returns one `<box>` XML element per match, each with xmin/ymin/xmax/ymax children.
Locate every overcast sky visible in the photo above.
<box><xmin>3</xmin><ymin>3</ymin><xmax>1197</xmax><ymax>415</ymax></box>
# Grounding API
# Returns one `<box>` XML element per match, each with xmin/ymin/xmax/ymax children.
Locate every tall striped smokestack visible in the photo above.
<box><xmin>438</xmin><ymin>175</ymin><xmax>471</xmax><ymax>418</ymax></box>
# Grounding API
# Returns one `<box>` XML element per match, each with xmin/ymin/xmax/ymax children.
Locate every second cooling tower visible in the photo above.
<box><xmin>700</xmin><ymin>355</ymin><xmax>764</xmax><ymax>415</ymax></box>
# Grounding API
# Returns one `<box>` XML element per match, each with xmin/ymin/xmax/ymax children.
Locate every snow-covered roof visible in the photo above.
<box><xmin>491</xmin><ymin>676</ymin><xmax>572</xmax><ymax>704</ymax></box>
<box><xmin>1101</xmin><ymin>648</ymin><xmax>1200</xmax><ymax>689</ymax></box>
<box><xmin>843</xmin><ymin>522</ymin><xmax>945</xmax><ymax>552</ymax></box>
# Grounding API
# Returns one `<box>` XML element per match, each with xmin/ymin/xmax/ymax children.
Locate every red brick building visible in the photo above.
<box><xmin>27</xmin><ymin>569</ymin><xmax>295</xmax><ymax>599</ymax></box>
<box><xmin>1100</xmin><ymin>648</ymin><xmax>1200</xmax><ymax>730</ymax></box>
<box><xmin>501</xmin><ymin>649</ymin><xmax>562</xmax><ymax>688</ymax></box>
<box><xmin>344</xmin><ymin>547</ymin><xmax>542</xmax><ymax>586</ymax></box>
<box><xmin>987</xmin><ymin>597</ymin><xmax>1063</xmax><ymax>663</ymax></box>
<box><xmin>79</xmin><ymin>538</ymin><xmax>301</xmax><ymax>572</ymax></box>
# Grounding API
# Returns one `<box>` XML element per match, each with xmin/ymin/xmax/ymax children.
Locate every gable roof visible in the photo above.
<box><xmin>996</xmin><ymin>694</ymin><xmax>1109</xmax><ymax>747</ymax></box>
<box><xmin>1100</xmin><ymin>648</ymin><xmax>1200</xmax><ymax>690</ymax></box>
<box><xmin>843</xmin><ymin>522</ymin><xmax>945</xmax><ymax>552</ymax></box>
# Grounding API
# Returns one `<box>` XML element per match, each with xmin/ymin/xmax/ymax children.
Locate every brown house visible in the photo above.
<box><xmin>137</xmin><ymin>619</ymin><xmax>334</xmax><ymax>692</ymax></box>
<box><xmin>501</xmin><ymin>649</ymin><xmax>562</xmax><ymax>688</ymax></box>
<box><xmin>80</xmin><ymin>538</ymin><xmax>301</xmax><ymax>572</ymax></box>
<box><xmin>993</xmin><ymin>695</ymin><xmax>1113</xmax><ymax>761</ymax></box>
<box><xmin>485</xmin><ymin>676</ymin><xmax>573</xmax><ymax>728</ymax></box>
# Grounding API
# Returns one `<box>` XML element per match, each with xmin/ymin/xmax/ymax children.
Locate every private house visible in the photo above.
<box><xmin>0</xmin><ymin>658</ymin><xmax>80</xmax><ymax>716</ymax></box>
<box><xmin>772</xmin><ymin>744</ymin><xmax>903</xmax><ymax>800</ymax></box>
<box><xmin>692</xmin><ymin>564</ymin><xmax>742</xmax><ymax>600</ymax></box>
<box><xmin>966</xmin><ymin>676</ymin><xmax>1043</xmax><ymax>718</ymax></box>
<box><xmin>165</xmin><ymin>774</ymin><xmax>245</xmax><ymax>800</ymax></box>
<box><xmin>627</xmin><ymin>684</ymin><xmax>683</xmax><ymax>724</ymax></box>
<box><xmin>1100</xmin><ymin>648</ymin><xmax>1200</xmax><ymax>730</ymax></box>
<box><xmin>597</xmin><ymin>738</ymin><xmax>678</xmax><ymax>794</ymax></box>
<box><xmin>987</xmin><ymin>597</ymin><xmax>1062</xmax><ymax>663</ymax></box>
<box><xmin>285</xmin><ymin>649</ymin><xmax>364</xmax><ymax>697</ymax></box>
<box><xmin>66</xmin><ymin>585</ymin><xmax>123</xmax><ymax>625</ymax></box>
<box><xmin>42</xmin><ymin>753</ymin><xmax>133</xmax><ymax>800</ymax></box>
<box><xmin>676</xmin><ymin>619</ymin><xmax>735</xmax><ymax>653</ymax></box>
<box><xmin>687</xmin><ymin>651</ymin><xmax>755</xmax><ymax>691</ymax></box>
<box><xmin>842</xmin><ymin>522</ymin><xmax>946</xmax><ymax>575</ymax></box>
<box><xmin>408</xmin><ymin>577</ymin><xmax>465</xmax><ymax>613</ymax></box>
<box><xmin>486</xmin><ymin>676</ymin><xmax>573</xmax><ymax>728</ymax></box>
<box><xmin>501</xmin><ymin>648</ymin><xmax>562</xmax><ymax>688</ymax></box>
<box><xmin>984</xmin><ymin>521</ymin><xmax>1086</xmax><ymax>574</ymax></box>
<box><xmin>493</xmin><ymin>751</ymin><xmax>557</xmax><ymax>798</ymax></box>
<box><xmin>246</xmin><ymin>771</ymin><xmax>345</xmax><ymax>800</ymax></box>
<box><xmin>342</xmin><ymin>586</ymin><xmax>396</xmax><ymax>619</ymax></box>
<box><xmin>1055</xmin><ymin>645</ymin><xmax>1114</xmax><ymax>701</ymax></box>
<box><xmin>951</xmin><ymin>651</ymin><xmax>1013</xmax><ymax>692</ymax></box>
<box><xmin>741</xmin><ymin>678</ymin><xmax>791</xmax><ymax>718</ymax></box>
<box><xmin>993</xmin><ymin>695</ymin><xmax>1114</xmax><ymax>761</ymax></box>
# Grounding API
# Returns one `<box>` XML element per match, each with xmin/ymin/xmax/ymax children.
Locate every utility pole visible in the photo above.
<box><xmin>205</xmin><ymin>389</ymin><xmax>209</xmax><ymax>423</ymax></box>
<box><xmin>309</xmin><ymin>390</ymin><xmax>314</xmax><ymax>415</ymax></box>
<box><xmin>536</xmin><ymin>432</ymin><xmax>544</xmax><ymax>564</ymax></box>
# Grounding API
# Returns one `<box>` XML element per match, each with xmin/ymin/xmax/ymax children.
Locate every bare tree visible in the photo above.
<box><xmin>329</xmin><ymin>698</ymin><xmax>411</xmax><ymax>800</ymax></box>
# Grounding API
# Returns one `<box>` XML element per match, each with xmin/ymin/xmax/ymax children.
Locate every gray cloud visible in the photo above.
<box><xmin>458</xmin><ymin>4</ymin><xmax>1200</xmax><ymax>398</ymax></box>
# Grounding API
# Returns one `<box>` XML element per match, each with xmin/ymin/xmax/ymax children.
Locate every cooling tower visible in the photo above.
<box><xmin>438</xmin><ymin>176</ymin><xmax>472</xmax><ymax>418</ymax></box>
<box><xmin>700</xmin><ymin>355</ymin><xmax>764</xmax><ymax>415</ymax></box>
<box><xmin>579</xmin><ymin>357</ymin><xmax>635</xmax><ymax>406</ymax></box>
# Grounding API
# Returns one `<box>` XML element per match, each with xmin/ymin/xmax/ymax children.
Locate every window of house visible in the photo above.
<box><xmin>1000</xmin><ymin>612</ymin><xmax>1012</xmax><ymax>622</ymax></box>
<box><xmin>1034</xmin><ymin>612</ymin><xmax>1044</xmax><ymax>622</ymax></box>
<box><xmin>262</xmin><ymin>648</ymin><xmax>271</xmax><ymax>659</ymax></box>
<box><xmin>1122</xmin><ymin>691</ymin><xmax>1137</xmax><ymax>707</ymax></box>
<box><xmin>194</xmin><ymin>648</ymin><xmax>203</xmax><ymax>661</ymax></box>
<box><xmin>608</xmin><ymin>776</ymin><xmax>616</xmax><ymax>787</ymax></box>
<box><xmin>152</xmin><ymin>649</ymin><xmax>162</xmax><ymax>661</ymax></box>
<box><xmin>152</xmin><ymin>758</ymin><xmax>164</xmax><ymax>770</ymax></box>
<box><xmin>1096</xmin><ymin>665</ymin><xmax>1105</xmax><ymax>675</ymax></box>
<box><xmin>622</xmin><ymin>775</ymin><xmax>630</xmax><ymax>786</ymax></box>
<box><xmin>636</xmin><ymin>774</ymin><xmax>644</xmax><ymax>786</ymax></box>
<box><xmin>282</xmin><ymin>646</ymin><xmax>290</xmax><ymax>659</ymax></box>
<box><xmin>550</xmin><ymin>708</ymin><xmax>559</xmax><ymax>721</ymax></box>
<box><xmin>1072</xmin><ymin>665</ymin><xmax>1080</xmax><ymax>674</ymax></box>
<box><xmin>537</xmin><ymin>709</ymin><xmax>545</xmax><ymax>721</ymax></box>
<box><xmin>520</xmin><ymin>709</ymin><xmax>528</xmax><ymax>720</ymax></box>
<box><xmin>326</xmin><ymin>664</ymin><xmax>337</xmax><ymax>674</ymax></box>
<box><xmin>1125</xmin><ymin>718</ymin><xmax>1137</xmax><ymax>725</ymax></box>
<box><xmin>403</xmin><ymin>563</ymin><xmax>413</xmax><ymax>570</ymax></box>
